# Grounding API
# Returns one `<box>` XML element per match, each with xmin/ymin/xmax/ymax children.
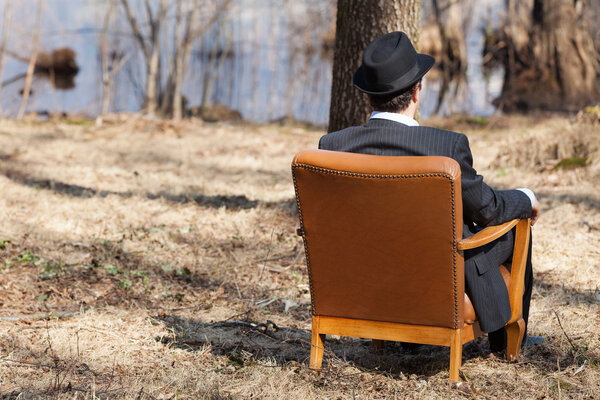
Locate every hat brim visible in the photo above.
<box><xmin>353</xmin><ymin>53</ymin><xmax>435</xmax><ymax>95</ymax></box>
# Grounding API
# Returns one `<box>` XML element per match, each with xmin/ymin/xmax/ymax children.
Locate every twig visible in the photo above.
<box><xmin>120</xmin><ymin>0</ymin><xmax>149</xmax><ymax>59</ymax></box>
<box><xmin>243</xmin><ymin>228</ymin><xmax>275</xmax><ymax>316</ymax></box>
<box><xmin>289</xmin><ymin>247</ymin><xmax>304</xmax><ymax>266</ymax></box>
<box><xmin>76</xmin><ymin>328</ymin><xmax>81</xmax><ymax>363</ymax></box>
<box><xmin>572</xmin><ymin>360</ymin><xmax>587</xmax><ymax>376</ymax></box>
<box><xmin>0</xmin><ymin>357</ymin><xmax>62</xmax><ymax>370</ymax></box>
<box><xmin>581</xmin><ymin>218</ymin><xmax>600</xmax><ymax>231</ymax></box>
<box><xmin>0</xmin><ymin>309</ymin><xmax>80</xmax><ymax>321</ymax></box>
<box><xmin>250</xmin><ymin>254</ymin><xmax>294</xmax><ymax>263</ymax></box>
<box><xmin>45</xmin><ymin>319</ymin><xmax>66</xmax><ymax>391</ymax></box>
<box><xmin>553</xmin><ymin>310</ymin><xmax>579</xmax><ymax>354</ymax></box>
<box><xmin>210</xmin><ymin>319</ymin><xmax>279</xmax><ymax>334</ymax></box>
<box><xmin>222</xmin><ymin>310</ymin><xmax>251</xmax><ymax>322</ymax></box>
<box><xmin>189</xmin><ymin>0</ymin><xmax>232</xmax><ymax>40</ymax></box>
<box><xmin>64</xmin><ymin>386</ymin><xmax>130</xmax><ymax>397</ymax></box>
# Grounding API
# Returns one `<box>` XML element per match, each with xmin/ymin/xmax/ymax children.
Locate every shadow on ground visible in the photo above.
<box><xmin>0</xmin><ymin>233</ymin><xmax>244</xmax><ymax>314</ymax></box>
<box><xmin>1</xmin><ymin>168</ymin><xmax>296</xmax><ymax>212</ymax></box>
<box><xmin>154</xmin><ymin>314</ymin><xmax>489</xmax><ymax>379</ymax></box>
<box><xmin>533</xmin><ymin>278</ymin><xmax>599</xmax><ymax>306</ymax></box>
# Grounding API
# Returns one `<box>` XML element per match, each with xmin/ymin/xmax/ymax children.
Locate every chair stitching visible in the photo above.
<box><xmin>291</xmin><ymin>165</ymin><xmax>316</xmax><ymax>315</ymax></box>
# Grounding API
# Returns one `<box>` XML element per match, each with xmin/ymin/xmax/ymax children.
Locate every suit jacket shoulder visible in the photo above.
<box><xmin>320</xmin><ymin>119</ymin><xmax>465</xmax><ymax>158</ymax></box>
<box><xmin>318</xmin><ymin>119</ymin><xmax>531</xmax><ymax>231</ymax></box>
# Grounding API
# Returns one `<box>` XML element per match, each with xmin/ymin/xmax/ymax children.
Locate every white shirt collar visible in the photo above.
<box><xmin>369</xmin><ymin>111</ymin><xmax>419</xmax><ymax>126</ymax></box>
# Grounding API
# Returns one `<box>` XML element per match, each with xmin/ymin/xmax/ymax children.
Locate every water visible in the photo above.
<box><xmin>0</xmin><ymin>0</ymin><xmax>505</xmax><ymax>125</ymax></box>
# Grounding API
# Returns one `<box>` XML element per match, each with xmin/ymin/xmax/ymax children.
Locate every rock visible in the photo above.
<box><xmin>187</xmin><ymin>104</ymin><xmax>243</xmax><ymax>122</ymax></box>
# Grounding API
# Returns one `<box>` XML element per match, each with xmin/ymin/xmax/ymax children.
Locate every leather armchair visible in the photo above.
<box><xmin>292</xmin><ymin>149</ymin><xmax>530</xmax><ymax>381</ymax></box>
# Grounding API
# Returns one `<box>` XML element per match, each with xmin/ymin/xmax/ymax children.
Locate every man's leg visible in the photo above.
<box><xmin>521</xmin><ymin>229</ymin><xmax>534</xmax><ymax>339</ymax></box>
<box><xmin>489</xmin><ymin>229</ymin><xmax>534</xmax><ymax>352</ymax></box>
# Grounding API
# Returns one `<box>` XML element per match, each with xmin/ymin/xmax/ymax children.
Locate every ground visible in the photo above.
<box><xmin>0</xmin><ymin>114</ymin><xmax>598</xmax><ymax>399</ymax></box>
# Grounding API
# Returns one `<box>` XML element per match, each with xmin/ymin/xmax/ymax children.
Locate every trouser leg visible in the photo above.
<box><xmin>489</xmin><ymin>228</ymin><xmax>534</xmax><ymax>351</ymax></box>
<box><xmin>521</xmin><ymin>229</ymin><xmax>534</xmax><ymax>338</ymax></box>
<box><xmin>488</xmin><ymin>327</ymin><xmax>507</xmax><ymax>352</ymax></box>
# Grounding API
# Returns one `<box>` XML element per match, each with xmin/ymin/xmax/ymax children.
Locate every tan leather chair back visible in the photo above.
<box><xmin>293</xmin><ymin>150</ymin><xmax>465</xmax><ymax>329</ymax></box>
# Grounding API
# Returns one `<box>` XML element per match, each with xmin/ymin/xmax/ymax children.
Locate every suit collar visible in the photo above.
<box><xmin>369</xmin><ymin>111</ymin><xmax>419</xmax><ymax>126</ymax></box>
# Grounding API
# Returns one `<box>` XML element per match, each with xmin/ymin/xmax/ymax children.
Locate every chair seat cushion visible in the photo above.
<box><xmin>464</xmin><ymin>265</ymin><xmax>511</xmax><ymax>324</ymax></box>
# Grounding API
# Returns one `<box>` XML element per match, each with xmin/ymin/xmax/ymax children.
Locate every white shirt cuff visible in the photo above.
<box><xmin>517</xmin><ymin>188</ymin><xmax>537</xmax><ymax>206</ymax></box>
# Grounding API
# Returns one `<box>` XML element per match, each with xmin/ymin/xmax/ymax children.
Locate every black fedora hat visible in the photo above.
<box><xmin>353</xmin><ymin>31</ymin><xmax>435</xmax><ymax>95</ymax></box>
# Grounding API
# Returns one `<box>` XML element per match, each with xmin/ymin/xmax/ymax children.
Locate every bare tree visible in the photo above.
<box><xmin>171</xmin><ymin>1</ymin><xmax>194</xmax><ymax>120</ymax></box>
<box><xmin>168</xmin><ymin>0</ymin><xmax>231</xmax><ymax>119</ymax></box>
<box><xmin>100</xmin><ymin>8</ymin><xmax>130</xmax><ymax>116</ymax></box>
<box><xmin>121</xmin><ymin>0</ymin><xmax>168</xmax><ymax>116</ymax></box>
<box><xmin>101</xmin><ymin>0</ymin><xmax>116</xmax><ymax>115</ymax></box>
<box><xmin>159</xmin><ymin>0</ymin><xmax>184</xmax><ymax>117</ymax></box>
<box><xmin>17</xmin><ymin>0</ymin><xmax>41</xmax><ymax>120</ymax></box>
<box><xmin>122</xmin><ymin>0</ymin><xmax>231</xmax><ymax>119</ymax></box>
<box><xmin>0</xmin><ymin>0</ymin><xmax>15</xmax><ymax>113</ymax></box>
<box><xmin>160</xmin><ymin>0</ymin><xmax>201</xmax><ymax>120</ymax></box>
<box><xmin>200</xmin><ymin>18</ymin><xmax>233</xmax><ymax>113</ymax></box>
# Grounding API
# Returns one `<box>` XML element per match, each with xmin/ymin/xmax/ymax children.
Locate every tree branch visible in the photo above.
<box><xmin>190</xmin><ymin>0</ymin><xmax>232</xmax><ymax>40</ymax></box>
<box><xmin>120</xmin><ymin>0</ymin><xmax>149</xmax><ymax>60</ymax></box>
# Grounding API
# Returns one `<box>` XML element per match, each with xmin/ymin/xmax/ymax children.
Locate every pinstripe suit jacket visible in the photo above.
<box><xmin>319</xmin><ymin>118</ymin><xmax>532</xmax><ymax>332</ymax></box>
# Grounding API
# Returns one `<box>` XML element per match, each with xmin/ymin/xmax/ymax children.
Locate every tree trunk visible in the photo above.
<box><xmin>0</xmin><ymin>0</ymin><xmax>14</xmax><ymax>114</ymax></box>
<box><xmin>17</xmin><ymin>0</ymin><xmax>41</xmax><ymax>120</ymax></box>
<box><xmin>159</xmin><ymin>0</ymin><xmax>182</xmax><ymax>116</ymax></box>
<box><xmin>121</xmin><ymin>0</ymin><xmax>166</xmax><ymax>116</ymax></box>
<box><xmin>145</xmin><ymin>46</ymin><xmax>160</xmax><ymax>115</ymax></box>
<box><xmin>532</xmin><ymin>0</ymin><xmax>597</xmax><ymax>108</ymax></box>
<box><xmin>431</xmin><ymin>0</ymin><xmax>467</xmax><ymax>75</ymax></box>
<box><xmin>170</xmin><ymin>2</ymin><xmax>184</xmax><ymax>120</ymax></box>
<box><xmin>499</xmin><ymin>0</ymin><xmax>599</xmax><ymax>112</ymax></box>
<box><xmin>144</xmin><ymin>0</ymin><xmax>166</xmax><ymax>116</ymax></box>
<box><xmin>328</xmin><ymin>0</ymin><xmax>420</xmax><ymax>133</ymax></box>
<box><xmin>173</xmin><ymin>1</ymin><xmax>199</xmax><ymax>120</ymax></box>
<box><xmin>101</xmin><ymin>0</ymin><xmax>115</xmax><ymax>115</ymax></box>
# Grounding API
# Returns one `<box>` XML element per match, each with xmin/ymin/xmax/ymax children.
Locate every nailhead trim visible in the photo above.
<box><xmin>291</xmin><ymin>165</ymin><xmax>316</xmax><ymax>314</ymax></box>
<box><xmin>292</xmin><ymin>163</ymin><xmax>459</xmax><ymax>328</ymax></box>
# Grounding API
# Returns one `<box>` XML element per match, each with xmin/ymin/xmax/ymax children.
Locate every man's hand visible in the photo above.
<box><xmin>517</xmin><ymin>188</ymin><xmax>540</xmax><ymax>226</ymax></box>
<box><xmin>531</xmin><ymin>200</ymin><xmax>540</xmax><ymax>226</ymax></box>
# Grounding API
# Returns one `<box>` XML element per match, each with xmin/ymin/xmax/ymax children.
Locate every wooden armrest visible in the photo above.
<box><xmin>457</xmin><ymin>219</ymin><xmax>520</xmax><ymax>250</ymax></box>
<box><xmin>508</xmin><ymin>219</ymin><xmax>531</xmax><ymax>323</ymax></box>
<box><xmin>458</xmin><ymin>218</ymin><xmax>531</xmax><ymax>324</ymax></box>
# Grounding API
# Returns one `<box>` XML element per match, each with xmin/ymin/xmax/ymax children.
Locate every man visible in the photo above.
<box><xmin>319</xmin><ymin>31</ymin><xmax>541</xmax><ymax>352</ymax></box>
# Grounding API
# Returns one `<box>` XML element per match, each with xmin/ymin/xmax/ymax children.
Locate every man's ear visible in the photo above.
<box><xmin>412</xmin><ymin>84</ymin><xmax>420</xmax><ymax>104</ymax></box>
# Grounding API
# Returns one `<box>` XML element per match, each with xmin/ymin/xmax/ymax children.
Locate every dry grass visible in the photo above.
<box><xmin>0</xmin><ymin>114</ymin><xmax>598</xmax><ymax>399</ymax></box>
<box><xmin>490</xmin><ymin>116</ymin><xmax>600</xmax><ymax>177</ymax></box>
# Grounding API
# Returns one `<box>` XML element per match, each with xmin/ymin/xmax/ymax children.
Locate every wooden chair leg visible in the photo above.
<box><xmin>449</xmin><ymin>330</ymin><xmax>462</xmax><ymax>382</ymax></box>
<box><xmin>506</xmin><ymin>318</ymin><xmax>525</xmax><ymax>361</ymax></box>
<box><xmin>310</xmin><ymin>316</ymin><xmax>325</xmax><ymax>370</ymax></box>
<box><xmin>371</xmin><ymin>339</ymin><xmax>384</xmax><ymax>353</ymax></box>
